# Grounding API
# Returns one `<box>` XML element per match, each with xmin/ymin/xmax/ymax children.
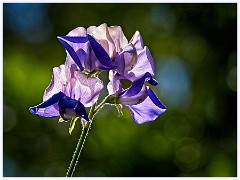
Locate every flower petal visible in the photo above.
<box><xmin>107</xmin><ymin>70</ymin><xmax>124</xmax><ymax>95</ymax></box>
<box><xmin>129</xmin><ymin>31</ymin><xmax>144</xmax><ymax>51</ymax></box>
<box><xmin>120</xmin><ymin>72</ymin><xmax>153</xmax><ymax>98</ymax></box>
<box><xmin>58</xmin><ymin>96</ymin><xmax>78</xmax><ymax>109</ymax></box>
<box><xmin>43</xmin><ymin>65</ymin><xmax>68</xmax><ymax>101</ymax></box>
<box><xmin>87</xmin><ymin>34</ymin><xmax>117</xmax><ymax>69</ymax></box>
<box><xmin>127</xmin><ymin>87</ymin><xmax>167</xmax><ymax>124</ymax></box>
<box><xmin>57</xmin><ymin>37</ymin><xmax>84</xmax><ymax>71</ymax></box>
<box><xmin>58</xmin><ymin>96</ymin><xmax>89</xmax><ymax>121</ymax></box>
<box><xmin>73</xmin><ymin>71</ymin><xmax>104</xmax><ymax>107</ymax></box>
<box><xmin>67</xmin><ymin>27</ymin><xmax>87</xmax><ymax>36</ymax></box>
<box><xmin>123</xmin><ymin>46</ymin><xmax>155</xmax><ymax>82</ymax></box>
<box><xmin>57</xmin><ymin>36</ymin><xmax>88</xmax><ymax>43</ymax></box>
<box><xmin>75</xmin><ymin>102</ymin><xmax>89</xmax><ymax>121</ymax></box>
<box><xmin>29</xmin><ymin>92</ymin><xmax>65</xmax><ymax>117</ymax></box>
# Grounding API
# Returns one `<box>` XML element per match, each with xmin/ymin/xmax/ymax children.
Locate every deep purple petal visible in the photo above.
<box><xmin>57</xmin><ymin>36</ymin><xmax>88</xmax><ymax>43</ymax></box>
<box><xmin>118</xmin><ymin>85</ymin><xmax>148</xmax><ymax>105</ymax></box>
<box><xmin>58</xmin><ymin>96</ymin><xmax>78</xmax><ymax>109</ymax></box>
<box><xmin>120</xmin><ymin>72</ymin><xmax>152</xmax><ymax>98</ymax></box>
<box><xmin>29</xmin><ymin>92</ymin><xmax>65</xmax><ymax>117</ymax></box>
<box><xmin>34</xmin><ymin>92</ymin><xmax>65</xmax><ymax>109</ymax></box>
<box><xmin>127</xmin><ymin>87</ymin><xmax>167</xmax><ymax>124</ymax></box>
<box><xmin>57</xmin><ymin>37</ymin><xmax>84</xmax><ymax>71</ymax></box>
<box><xmin>148</xmin><ymin>87</ymin><xmax>167</xmax><ymax>109</ymax></box>
<box><xmin>58</xmin><ymin>96</ymin><xmax>89</xmax><ymax>121</ymax></box>
<box><xmin>87</xmin><ymin>34</ymin><xmax>117</xmax><ymax>69</ymax></box>
<box><xmin>75</xmin><ymin>102</ymin><xmax>89</xmax><ymax>121</ymax></box>
<box><xmin>148</xmin><ymin>77</ymin><xmax>158</xmax><ymax>86</ymax></box>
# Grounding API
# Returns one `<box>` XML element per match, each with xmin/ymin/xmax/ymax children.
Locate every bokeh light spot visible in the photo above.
<box><xmin>147</xmin><ymin>4</ymin><xmax>176</xmax><ymax>37</ymax></box>
<box><xmin>157</xmin><ymin>57</ymin><xmax>192</xmax><ymax>108</ymax></box>
<box><xmin>4</xmin><ymin>3</ymin><xmax>52</xmax><ymax>44</ymax></box>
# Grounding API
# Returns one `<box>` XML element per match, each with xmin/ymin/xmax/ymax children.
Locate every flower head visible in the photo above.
<box><xmin>29</xmin><ymin>63</ymin><xmax>104</xmax><ymax>122</ymax></box>
<box><xmin>107</xmin><ymin>71</ymin><xmax>167</xmax><ymax>124</ymax></box>
<box><xmin>57</xmin><ymin>23</ymin><xmax>128</xmax><ymax>73</ymax></box>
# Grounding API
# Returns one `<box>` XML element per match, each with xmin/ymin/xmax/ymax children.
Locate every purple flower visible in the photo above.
<box><xmin>115</xmin><ymin>31</ymin><xmax>156</xmax><ymax>84</ymax></box>
<box><xmin>57</xmin><ymin>23</ymin><xmax>128</xmax><ymax>72</ymax></box>
<box><xmin>107</xmin><ymin>71</ymin><xmax>167</xmax><ymax>124</ymax></box>
<box><xmin>29</xmin><ymin>63</ymin><xmax>104</xmax><ymax>121</ymax></box>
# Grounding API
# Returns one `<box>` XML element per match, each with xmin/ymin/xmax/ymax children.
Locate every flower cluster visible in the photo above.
<box><xmin>29</xmin><ymin>23</ymin><xmax>167</xmax><ymax>126</ymax></box>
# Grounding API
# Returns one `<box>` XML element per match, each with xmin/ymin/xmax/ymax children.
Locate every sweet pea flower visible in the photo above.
<box><xmin>57</xmin><ymin>23</ymin><xmax>128</xmax><ymax>72</ymax></box>
<box><xmin>29</xmin><ymin>63</ymin><xmax>104</xmax><ymax>122</ymax></box>
<box><xmin>107</xmin><ymin>71</ymin><xmax>167</xmax><ymax>124</ymax></box>
<box><xmin>115</xmin><ymin>31</ymin><xmax>155</xmax><ymax>83</ymax></box>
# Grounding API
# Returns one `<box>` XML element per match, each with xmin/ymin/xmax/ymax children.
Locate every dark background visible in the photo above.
<box><xmin>3</xmin><ymin>3</ymin><xmax>237</xmax><ymax>177</ymax></box>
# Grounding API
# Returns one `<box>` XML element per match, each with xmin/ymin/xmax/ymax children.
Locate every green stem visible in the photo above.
<box><xmin>66</xmin><ymin>104</ymin><xmax>96</xmax><ymax>177</ymax></box>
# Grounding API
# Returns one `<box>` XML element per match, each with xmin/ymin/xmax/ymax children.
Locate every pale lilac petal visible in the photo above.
<box><xmin>73</xmin><ymin>71</ymin><xmax>104</xmax><ymax>107</ymax></box>
<box><xmin>129</xmin><ymin>31</ymin><xmax>144</xmax><ymax>51</ymax></box>
<box><xmin>127</xmin><ymin>87</ymin><xmax>167</xmax><ymax>124</ymax></box>
<box><xmin>124</xmin><ymin>46</ymin><xmax>155</xmax><ymax>82</ymax></box>
<box><xmin>43</xmin><ymin>65</ymin><xmax>68</xmax><ymax>101</ymax></box>
<box><xmin>107</xmin><ymin>70</ymin><xmax>124</xmax><ymax>95</ymax></box>
<box><xmin>67</xmin><ymin>27</ymin><xmax>87</xmax><ymax>36</ymax></box>
<box><xmin>87</xmin><ymin>26</ymin><xmax>97</xmax><ymax>34</ymax></box>
<box><xmin>91</xmin><ymin>23</ymin><xmax>115</xmax><ymax>58</ymax></box>
<box><xmin>108</xmin><ymin>25</ymin><xmax>128</xmax><ymax>52</ymax></box>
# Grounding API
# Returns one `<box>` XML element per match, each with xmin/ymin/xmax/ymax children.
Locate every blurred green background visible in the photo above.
<box><xmin>3</xmin><ymin>3</ymin><xmax>237</xmax><ymax>177</ymax></box>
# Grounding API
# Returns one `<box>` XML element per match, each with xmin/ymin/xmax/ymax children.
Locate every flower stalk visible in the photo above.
<box><xmin>66</xmin><ymin>103</ymin><xmax>96</xmax><ymax>177</ymax></box>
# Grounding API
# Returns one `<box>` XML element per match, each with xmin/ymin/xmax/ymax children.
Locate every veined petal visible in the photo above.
<box><xmin>107</xmin><ymin>25</ymin><xmax>128</xmax><ymax>52</ymax></box>
<box><xmin>127</xmin><ymin>87</ymin><xmax>167</xmax><ymax>124</ymax></box>
<box><xmin>87</xmin><ymin>34</ymin><xmax>117</xmax><ymax>69</ymax></box>
<box><xmin>73</xmin><ymin>71</ymin><xmax>104</xmax><ymax>107</ymax></box>
<box><xmin>43</xmin><ymin>65</ymin><xmax>68</xmax><ymax>101</ymax></box>
<box><xmin>57</xmin><ymin>37</ymin><xmax>84</xmax><ymax>71</ymax></box>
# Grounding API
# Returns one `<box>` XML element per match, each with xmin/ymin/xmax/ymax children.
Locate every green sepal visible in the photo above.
<box><xmin>69</xmin><ymin>117</ymin><xmax>79</xmax><ymax>135</ymax></box>
<box><xmin>105</xmin><ymin>94</ymin><xmax>117</xmax><ymax>104</ymax></box>
<box><xmin>58</xmin><ymin>117</ymin><xmax>65</xmax><ymax>123</ymax></box>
